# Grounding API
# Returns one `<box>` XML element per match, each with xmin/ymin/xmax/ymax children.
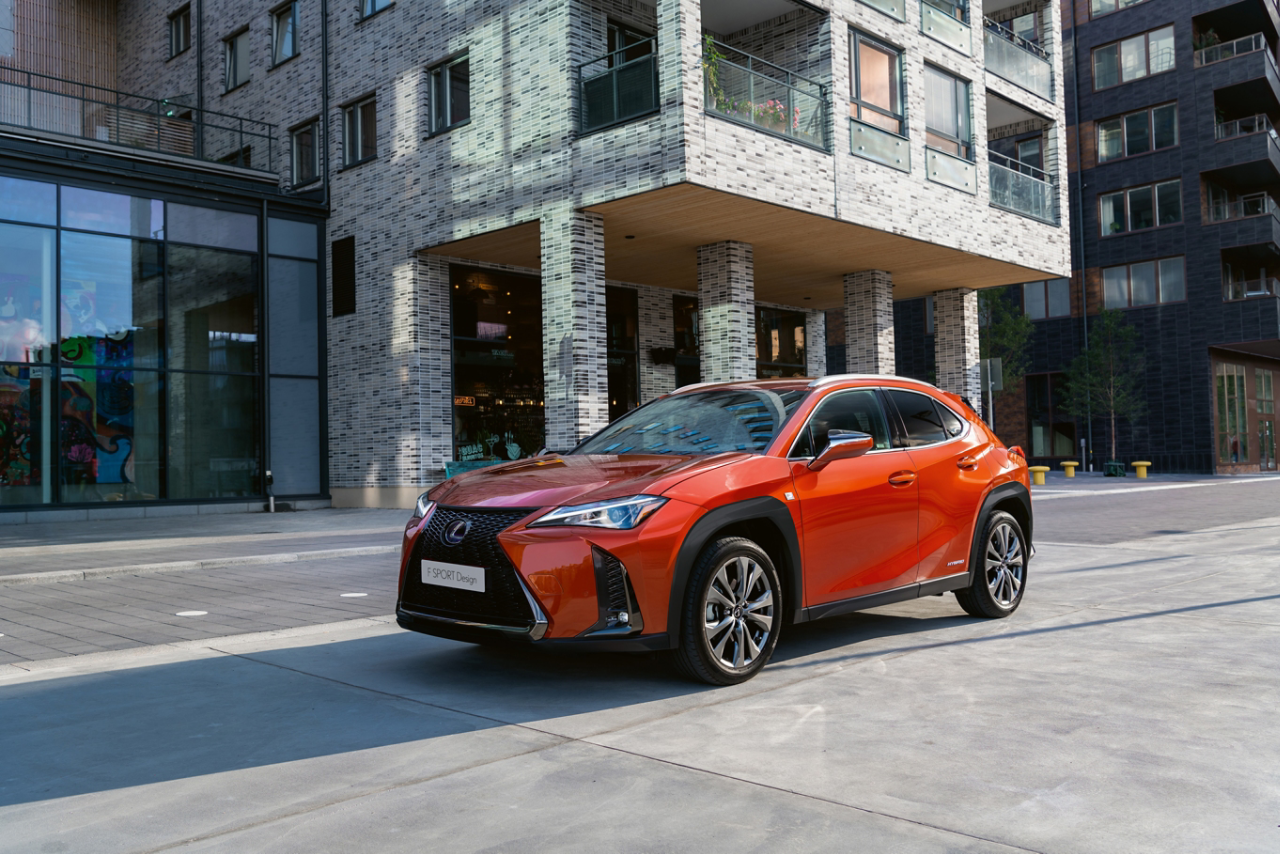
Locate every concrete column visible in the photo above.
<box><xmin>805</xmin><ymin>309</ymin><xmax>827</xmax><ymax>377</ymax></box>
<box><xmin>541</xmin><ymin>205</ymin><xmax>608</xmax><ymax>450</ymax></box>
<box><xmin>697</xmin><ymin>241</ymin><xmax>755</xmax><ymax>382</ymax></box>
<box><xmin>934</xmin><ymin>287</ymin><xmax>981</xmax><ymax>402</ymax></box>
<box><xmin>843</xmin><ymin>270</ymin><xmax>895</xmax><ymax>374</ymax></box>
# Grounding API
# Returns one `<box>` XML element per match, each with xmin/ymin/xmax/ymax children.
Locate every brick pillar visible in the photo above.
<box><xmin>805</xmin><ymin>309</ymin><xmax>827</xmax><ymax>377</ymax></box>
<box><xmin>934</xmin><ymin>287</ymin><xmax>981</xmax><ymax>402</ymax></box>
<box><xmin>843</xmin><ymin>270</ymin><xmax>895</xmax><ymax>374</ymax></box>
<box><xmin>541</xmin><ymin>205</ymin><xmax>608</xmax><ymax>450</ymax></box>
<box><xmin>697</xmin><ymin>241</ymin><xmax>755</xmax><ymax>382</ymax></box>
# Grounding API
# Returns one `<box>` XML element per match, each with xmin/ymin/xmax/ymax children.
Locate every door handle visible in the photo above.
<box><xmin>888</xmin><ymin>470</ymin><xmax>917</xmax><ymax>486</ymax></box>
<box><xmin>957</xmin><ymin>456</ymin><xmax>980</xmax><ymax>470</ymax></box>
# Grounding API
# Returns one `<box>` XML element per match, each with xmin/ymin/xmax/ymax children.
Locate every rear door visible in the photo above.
<box><xmin>883</xmin><ymin>388</ymin><xmax>994</xmax><ymax>584</ymax></box>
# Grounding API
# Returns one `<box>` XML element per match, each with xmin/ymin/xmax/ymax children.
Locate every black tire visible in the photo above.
<box><xmin>673</xmin><ymin>536</ymin><xmax>782</xmax><ymax>686</ymax></box>
<box><xmin>955</xmin><ymin>510</ymin><xmax>1028</xmax><ymax>618</ymax></box>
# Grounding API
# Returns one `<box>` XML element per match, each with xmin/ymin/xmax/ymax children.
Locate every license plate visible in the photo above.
<box><xmin>422</xmin><ymin>560</ymin><xmax>486</xmax><ymax>593</ymax></box>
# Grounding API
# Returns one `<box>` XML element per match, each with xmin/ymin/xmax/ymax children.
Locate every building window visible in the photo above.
<box><xmin>1016</xmin><ymin>137</ymin><xmax>1043</xmax><ymax>172</ymax></box>
<box><xmin>1103</xmin><ymin>257</ymin><xmax>1186</xmax><ymax>308</ymax></box>
<box><xmin>756</xmin><ymin>307</ymin><xmax>807</xmax><ymax>378</ymax></box>
<box><xmin>606</xmin><ymin>287</ymin><xmax>640</xmax><ymax>422</ymax></box>
<box><xmin>1093</xmin><ymin>26</ymin><xmax>1175</xmax><ymax>90</ymax></box>
<box><xmin>673</xmin><ymin>294</ymin><xmax>700</xmax><ymax>388</ymax></box>
<box><xmin>343</xmin><ymin>96</ymin><xmax>376</xmax><ymax>165</ymax></box>
<box><xmin>429</xmin><ymin>53</ymin><xmax>471</xmax><ymax>135</ymax></box>
<box><xmin>608</xmin><ymin>21</ymin><xmax>653</xmax><ymax>65</ymax></box>
<box><xmin>850</xmin><ymin>31</ymin><xmax>905</xmax><ymax>135</ymax></box>
<box><xmin>1258</xmin><ymin>369</ymin><xmax>1275</xmax><ymax>414</ymax></box>
<box><xmin>224</xmin><ymin>29</ymin><xmax>250</xmax><ymax>92</ymax></box>
<box><xmin>923</xmin><ymin>0</ymin><xmax>967</xmax><ymax>24</ymax></box>
<box><xmin>169</xmin><ymin>6</ymin><xmax>191</xmax><ymax>58</ymax></box>
<box><xmin>361</xmin><ymin>0</ymin><xmax>391</xmax><ymax>18</ymax></box>
<box><xmin>271</xmin><ymin>2</ymin><xmax>298</xmax><ymax>66</ymax></box>
<box><xmin>1009</xmin><ymin>12</ymin><xmax>1038</xmax><ymax>44</ymax></box>
<box><xmin>1026</xmin><ymin>374</ymin><xmax>1075</xmax><ymax>458</ymax></box>
<box><xmin>1216</xmin><ymin>363</ymin><xmax>1248</xmax><ymax>463</ymax></box>
<box><xmin>1098</xmin><ymin>103</ymin><xmax>1177</xmax><ymax>163</ymax></box>
<box><xmin>331</xmin><ymin>236</ymin><xmax>355</xmax><ymax>316</ymax></box>
<box><xmin>1023</xmin><ymin>279</ymin><xmax>1070</xmax><ymax>319</ymax></box>
<box><xmin>924</xmin><ymin>65</ymin><xmax>971</xmax><ymax>160</ymax></box>
<box><xmin>290</xmin><ymin>121</ymin><xmax>319</xmax><ymax>186</ymax></box>
<box><xmin>925</xmin><ymin>294</ymin><xmax>935</xmax><ymax>334</ymax></box>
<box><xmin>1099</xmin><ymin>179</ymin><xmax>1181</xmax><ymax>235</ymax></box>
<box><xmin>1090</xmin><ymin>0</ymin><xmax>1151</xmax><ymax>18</ymax></box>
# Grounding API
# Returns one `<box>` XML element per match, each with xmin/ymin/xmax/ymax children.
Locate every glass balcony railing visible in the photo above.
<box><xmin>920</xmin><ymin>0</ymin><xmax>971</xmax><ymax>55</ymax></box>
<box><xmin>1223</xmin><ymin>278</ymin><xmax>1280</xmax><ymax>300</ymax></box>
<box><xmin>703</xmin><ymin>39</ymin><xmax>830</xmax><ymax>150</ymax></box>
<box><xmin>1216</xmin><ymin>114</ymin><xmax>1277</xmax><ymax>141</ymax></box>
<box><xmin>983</xmin><ymin>18</ymin><xmax>1052</xmax><ymax>101</ymax></box>
<box><xmin>1194</xmin><ymin>33</ymin><xmax>1268</xmax><ymax>67</ymax></box>
<box><xmin>926</xmin><ymin>146</ymin><xmax>976</xmax><ymax>193</ymax></box>
<box><xmin>849</xmin><ymin>117</ymin><xmax>910</xmax><ymax>171</ymax></box>
<box><xmin>988</xmin><ymin>151</ymin><xmax>1056</xmax><ymax>223</ymax></box>
<box><xmin>0</xmin><ymin>67</ymin><xmax>276</xmax><ymax>172</ymax></box>
<box><xmin>1207</xmin><ymin>193</ymin><xmax>1280</xmax><ymax>223</ymax></box>
<box><xmin>857</xmin><ymin>0</ymin><xmax>906</xmax><ymax>21</ymax></box>
<box><xmin>578</xmin><ymin>37</ymin><xmax>660</xmax><ymax>134</ymax></box>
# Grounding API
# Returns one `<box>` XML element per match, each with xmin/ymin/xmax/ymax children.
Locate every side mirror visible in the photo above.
<box><xmin>809</xmin><ymin>430</ymin><xmax>875</xmax><ymax>471</ymax></box>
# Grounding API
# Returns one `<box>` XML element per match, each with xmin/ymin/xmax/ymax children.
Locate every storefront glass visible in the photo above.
<box><xmin>756</xmin><ymin>307</ymin><xmax>807</xmax><ymax>378</ymax></box>
<box><xmin>606</xmin><ymin>287</ymin><xmax>639</xmax><ymax>422</ymax></box>
<box><xmin>59</xmin><ymin>233</ymin><xmax>164</xmax><ymax>368</ymax></box>
<box><xmin>451</xmin><ymin>266</ymin><xmax>544</xmax><ymax>462</ymax></box>
<box><xmin>1216</xmin><ymin>362</ymin><xmax>1248</xmax><ymax>464</ymax></box>
<box><xmin>59</xmin><ymin>368</ymin><xmax>164</xmax><ymax>502</ymax></box>
<box><xmin>1026</xmin><ymin>373</ymin><xmax>1075</xmax><ymax>458</ymax></box>
<box><xmin>673</xmin><ymin>294</ymin><xmax>700</xmax><ymax>387</ymax></box>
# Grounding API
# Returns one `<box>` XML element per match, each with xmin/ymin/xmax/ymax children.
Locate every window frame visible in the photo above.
<box><xmin>884</xmin><ymin>388</ymin><xmax>968</xmax><ymax>449</ymax></box>
<box><xmin>787</xmin><ymin>387</ymin><xmax>897</xmax><ymax>459</ymax></box>
<box><xmin>1023</xmin><ymin>279</ymin><xmax>1071</xmax><ymax>320</ymax></box>
<box><xmin>169</xmin><ymin>6</ymin><xmax>191</xmax><ymax>59</ymax></box>
<box><xmin>360</xmin><ymin>0</ymin><xmax>393</xmax><ymax>20</ymax></box>
<box><xmin>290</xmin><ymin>120</ymin><xmax>320</xmax><ymax>187</ymax></box>
<box><xmin>1092</xmin><ymin>25</ymin><xmax>1176</xmax><ymax>91</ymax></box>
<box><xmin>849</xmin><ymin>30</ymin><xmax>907</xmax><ymax>137</ymax></box>
<box><xmin>342</xmin><ymin>95</ymin><xmax>377</xmax><ymax>167</ymax></box>
<box><xmin>223</xmin><ymin>28</ymin><xmax>251</xmax><ymax>93</ymax></box>
<box><xmin>1096</xmin><ymin>102</ymin><xmax>1178</xmax><ymax>163</ymax></box>
<box><xmin>1089</xmin><ymin>0</ymin><xmax>1153</xmax><ymax>19</ymax></box>
<box><xmin>1102</xmin><ymin>256</ymin><xmax>1187</xmax><ymax>308</ymax></box>
<box><xmin>1098</xmin><ymin>179</ymin><xmax>1182</xmax><ymax>236</ymax></box>
<box><xmin>924</xmin><ymin>64</ymin><xmax>972</xmax><ymax>161</ymax></box>
<box><xmin>428</xmin><ymin>52</ymin><xmax>471</xmax><ymax>137</ymax></box>
<box><xmin>270</xmin><ymin>1</ymin><xmax>299</xmax><ymax>68</ymax></box>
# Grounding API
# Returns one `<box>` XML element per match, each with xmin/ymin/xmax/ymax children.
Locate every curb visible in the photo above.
<box><xmin>0</xmin><ymin>545</ymin><xmax>401</xmax><ymax>587</ymax></box>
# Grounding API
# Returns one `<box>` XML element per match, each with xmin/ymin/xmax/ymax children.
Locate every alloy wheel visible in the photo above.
<box><xmin>984</xmin><ymin>520</ymin><xmax>1025</xmax><ymax>608</ymax></box>
<box><xmin>702</xmin><ymin>555</ymin><xmax>774</xmax><ymax>671</ymax></box>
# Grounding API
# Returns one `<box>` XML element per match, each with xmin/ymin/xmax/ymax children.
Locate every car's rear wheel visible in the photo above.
<box><xmin>674</xmin><ymin>537</ymin><xmax>781</xmax><ymax>685</ymax></box>
<box><xmin>955</xmin><ymin>510</ymin><xmax>1027</xmax><ymax>618</ymax></box>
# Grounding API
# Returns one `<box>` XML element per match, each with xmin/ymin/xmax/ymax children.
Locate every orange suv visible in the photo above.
<box><xmin>397</xmin><ymin>376</ymin><xmax>1033</xmax><ymax>684</ymax></box>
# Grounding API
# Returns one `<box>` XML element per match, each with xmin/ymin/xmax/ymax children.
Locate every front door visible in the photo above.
<box><xmin>789</xmin><ymin>388</ymin><xmax>920</xmax><ymax>605</ymax></box>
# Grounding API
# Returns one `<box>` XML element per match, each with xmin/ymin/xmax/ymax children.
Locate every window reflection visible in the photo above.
<box><xmin>756</xmin><ymin>307</ymin><xmax>807</xmax><ymax>378</ymax></box>
<box><xmin>61</xmin><ymin>186</ymin><xmax>164</xmax><ymax>239</ymax></box>
<box><xmin>168</xmin><ymin>372</ymin><xmax>260</xmax><ymax>498</ymax></box>
<box><xmin>0</xmin><ymin>367</ymin><xmax>50</xmax><ymax>505</ymax></box>
<box><xmin>606</xmin><ymin>287</ymin><xmax>639</xmax><ymax>422</ymax></box>
<box><xmin>0</xmin><ymin>223</ymin><xmax>56</xmax><ymax>363</ymax></box>
<box><xmin>59</xmin><ymin>233</ymin><xmax>164</xmax><ymax>368</ymax></box>
<box><xmin>59</xmin><ymin>368</ymin><xmax>163</xmax><ymax>502</ymax></box>
<box><xmin>168</xmin><ymin>245</ymin><xmax>259</xmax><ymax>372</ymax></box>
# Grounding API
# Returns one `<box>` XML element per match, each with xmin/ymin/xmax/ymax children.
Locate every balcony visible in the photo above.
<box><xmin>988</xmin><ymin>151</ymin><xmax>1057</xmax><ymax>223</ymax></box>
<box><xmin>1207</xmin><ymin>192</ymin><xmax>1279</xmax><ymax>223</ymax></box>
<box><xmin>702</xmin><ymin>39</ymin><xmax>829</xmax><ymax>151</ymax></box>
<box><xmin>1194</xmin><ymin>32</ymin><xmax>1274</xmax><ymax>68</ymax></box>
<box><xmin>0</xmin><ymin>68</ymin><xmax>277</xmax><ymax>173</ymax></box>
<box><xmin>578</xmin><ymin>38</ymin><xmax>659</xmax><ymax>135</ymax></box>
<box><xmin>983</xmin><ymin>18</ymin><xmax>1052</xmax><ymax>102</ymax></box>
<box><xmin>1223</xmin><ymin>277</ymin><xmax>1280</xmax><ymax>300</ymax></box>
<box><xmin>1216</xmin><ymin>113</ymin><xmax>1276</xmax><ymax>140</ymax></box>
<box><xmin>860</xmin><ymin>0</ymin><xmax>906</xmax><ymax>21</ymax></box>
<box><xmin>926</xmin><ymin>146</ymin><xmax>975</xmax><ymax>193</ymax></box>
<box><xmin>849</xmin><ymin>117</ymin><xmax>910</xmax><ymax>172</ymax></box>
<box><xmin>920</xmin><ymin>0</ymin><xmax>971</xmax><ymax>56</ymax></box>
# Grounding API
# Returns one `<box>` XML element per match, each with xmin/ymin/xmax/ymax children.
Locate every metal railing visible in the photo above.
<box><xmin>702</xmin><ymin>39</ymin><xmax>830</xmax><ymax>150</ymax></box>
<box><xmin>1207</xmin><ymin>192</ymin><xmax>1280</xmax><ymax>223</ymax></box>
<box><xmin>1216</xmin><ymin>113</ymin><xmax>1277</xmax><ymax>140</ymax></box>
<box><xmin>0</xmin><ymin>67</ymin><xmax>277</xmax><ymax>173</ymax></box>
<box><xmin>1194</xmin><ymin>33</ymin><xmax>1268</xmax><ymax>67</ymax></box>
<box><xmin>983</xmin><ymin>18</ymin><xmax>1052</xmax><ymax>101</ymax></box>
<box><xmin>578</xmin><ymin>37</ymin><xmax>660</xmax><ymax>134</ymax></box>
<box><xmin>988</xmin><ymin>150</ymin><xmax>1056</xmax><ymax>223</ymax></box>
<box><xmin>1223</xmin><ymin>277</ymin><xmax>1280</xmax><ymax>300</ymax></box>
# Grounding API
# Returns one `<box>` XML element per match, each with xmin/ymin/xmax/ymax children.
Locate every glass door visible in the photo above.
<box><xmin>1261</xmin><ymin>420</ymin><xmax>1276</xmax><ymax>471</ymax></box>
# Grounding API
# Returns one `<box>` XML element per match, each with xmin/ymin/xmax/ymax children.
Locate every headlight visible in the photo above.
<box><xmin>414</xmin><ymin>493</ymin><xmax>435</xmax><ymax>519</ymax></box>
<box><xmin>528</xmin><ymin>495</ymin><xmax>668</xmax><ymax>529</ymax></box>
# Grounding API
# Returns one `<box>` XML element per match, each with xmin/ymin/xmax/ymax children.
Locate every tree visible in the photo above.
<box><xmin>978</xmin><ymin>288</ymin><xmax>1033</xmax><ymax>399</ymax></box>
<box><xmin>1060</xmin><ymin>310</ymin><xmax>1146</xmax><ymax>462</ymax></box>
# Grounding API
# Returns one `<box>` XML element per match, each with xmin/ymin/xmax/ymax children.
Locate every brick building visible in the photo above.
<box><xmin>1</xmin><ymin>0</ymin><xmax>1070</xmax><ymax>515</ymax></box>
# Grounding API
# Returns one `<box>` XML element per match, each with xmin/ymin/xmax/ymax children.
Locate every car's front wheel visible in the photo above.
<box><xmin>955</xmin><ymin>510</ymin><xmax>1027</xmax><ymax>618</ymax></box>
<box><xmin>674</xmin><ymin>536</ymin><xmax>781</xmax><ymax>685</ymax></box>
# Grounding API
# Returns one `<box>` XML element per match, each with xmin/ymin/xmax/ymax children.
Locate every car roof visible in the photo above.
<box><xmin>670</xmin><ymin>374</ymin><xmax>941</xmax><ymax>395</ymax></box>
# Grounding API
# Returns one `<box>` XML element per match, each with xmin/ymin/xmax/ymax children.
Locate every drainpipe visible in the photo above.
<box><xmin>195</xmin><ymin>0</ymin><xmax>204</xmax><ymax>158</ymax></box>
<box><xmin>1069</xmin><ymin>7</ymin><xmax>1093</xmax><ymax>468</ymax></box>
<box><xmin>320</xmin><ymin>0</ymin><xmax>331</xmax><ymax>209</ymax></box>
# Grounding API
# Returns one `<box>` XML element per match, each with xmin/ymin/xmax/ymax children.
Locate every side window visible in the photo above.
<box><xmin>887</xmin><ymin>389</ymin><xmax>948</xmax><ymax>446</ymax></box>
<box><xmin>937</xmin><ymin>402</ymin><xmax>966</xmax><ymax>438</ymax></box>
<box><xmin>791</xmin><ymin>389</ymin><xmax>891</xmax><ymax>457</ymax></box>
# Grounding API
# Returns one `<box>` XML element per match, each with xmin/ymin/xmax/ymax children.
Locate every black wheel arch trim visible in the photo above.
<box><xmin>665</xmin><ymin>495</ymin><xmax>804</xmax><ymax>646</ymax></box>
<box><xmin>968</xmin><ymin>482</ymin><xmax>1033</xmax><ymax>584</ymax></box>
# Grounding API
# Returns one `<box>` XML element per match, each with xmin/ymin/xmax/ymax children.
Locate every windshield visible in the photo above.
<box><xmin>573</xmin><ymin>388</ymin><xmax>809</xmax><ymax>456</ymax></box>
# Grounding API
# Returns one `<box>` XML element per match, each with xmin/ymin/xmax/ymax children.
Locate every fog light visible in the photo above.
<box><xmin>616</xmin><ymin>611</ymin><xmax>630</xmax><ymax>625</ymax></box>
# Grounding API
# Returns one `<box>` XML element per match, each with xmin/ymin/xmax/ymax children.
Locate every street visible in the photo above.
<box><xmin>2</xmin><ymin>476</ymin><xmax>1279</xmax><ymax>853</ymax></box>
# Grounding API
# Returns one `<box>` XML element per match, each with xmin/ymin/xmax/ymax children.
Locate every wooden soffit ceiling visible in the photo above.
<box><xmin>424</xmin><ymin>183</ymin><xmax>1056</xmax><ymax>309</ymax></box>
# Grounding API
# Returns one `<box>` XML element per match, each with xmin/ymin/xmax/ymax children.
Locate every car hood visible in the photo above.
<box><xmin>428</xmin><ymin>453</ymin><xmax>752</xmax><ymax>509</ymax></box>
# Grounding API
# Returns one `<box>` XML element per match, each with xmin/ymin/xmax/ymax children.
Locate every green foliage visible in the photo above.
<box><xmin>978</xmin><ymin>288</ymin><xmax>1033</xmax><ymax>398</ymax></box>
<box><xmin>1060</xmin><ymin>310</ymin><xmax>1147</xmax><ymax>461</ymax></box>
<box><xmin>702</xmin><ymin>34</ymin><xmax>727</xmax><ymax>109</ymax></box>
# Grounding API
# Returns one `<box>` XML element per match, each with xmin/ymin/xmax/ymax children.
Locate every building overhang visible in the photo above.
<box><xmin>424</xmin><ymin>183</ymin><xmax>1060</xmax><ymax>309</ymax></box>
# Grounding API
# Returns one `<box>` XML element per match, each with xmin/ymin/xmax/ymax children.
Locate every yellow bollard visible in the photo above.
<box><xmin>1132</xmin><ymin>461</ymin><xmax>1152</xmax><ymax>478</ymax></box>
<box><xmin>1061</xmin><ymin>461</ymin><xmax>1078</xmax><ymax>478</ymax></box>
<box><xmin>1028</xmin><ymin>465</ymin><xmax>1050</xmax><ymax>486</ymax></box>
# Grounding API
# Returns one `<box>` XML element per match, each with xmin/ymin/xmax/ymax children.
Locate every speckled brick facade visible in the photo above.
<box><xmin>844</xmin><ymin>270</ymin><xmax>895</xmax><ymax>374</ymax></box>
<box><xmin>934</xmin><ymin>287</ymin><xmax>981</xmax><ymax>402</ymax></box>
<box><xmin>697</xmin><ymin>241</ymin><xmax>756</xmax><ymax>382</ymax></box>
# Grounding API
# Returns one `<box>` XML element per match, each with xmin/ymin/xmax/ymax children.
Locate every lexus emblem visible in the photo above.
<box><xmin>441</xmin><ymin>519</ymin><xmax>470</xmax><ymax>546</ymax></box>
